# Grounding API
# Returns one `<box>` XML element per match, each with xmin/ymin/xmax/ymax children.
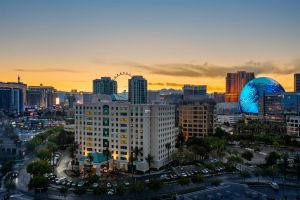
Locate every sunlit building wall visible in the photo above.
<box><xmin>225</xmin><ymin>71</ymin><xmax>255</xmax><ymax>102</ymax></box>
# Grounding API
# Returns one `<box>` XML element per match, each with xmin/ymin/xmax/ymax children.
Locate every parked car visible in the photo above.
<box><xmin>11</xmin><ymin>171</ymin><xmax>19</xmax><ymax>178</ymax></box>
<box><xmin>92</xmin><ymin>183</ymin><xmax>99</xmax><ymax>189</ymax></box>
<box><xmin>71</xmin><ymin>182</ymin><xmax>77</xmax><ymax>187</ymax></box>
<box><xmin>107</xmin><ymin>189</ymin><xmax>114</xmax><ymax>195</ymax></box>
<box><xmin>77</xmin><ymin>181</ymin><xmax>85</xmax><ymax>187</ymax></box>
<box><xmin>124</xmin><ymin>182</ymin><xmax>130</xmax><ymax>187</ymax></box>
<box><xmin>270</xmin><ymin>182</ymin><xmax>279</xmax><ymax>190</ymax></box>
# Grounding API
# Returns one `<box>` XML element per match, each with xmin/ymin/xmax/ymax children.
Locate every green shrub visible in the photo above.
<box><xmin>178</xmin><ymin>177</ymin><xmax>190</xmax><ymax>185</ymax></box>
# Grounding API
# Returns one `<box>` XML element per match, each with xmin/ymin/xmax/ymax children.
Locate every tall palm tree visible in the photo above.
<box><xmin>104</xmin><ymin>147</ymin><xmax>111</xmax><ymax>170</ymax></box>
<box><xmin>87</xmin><ymin>153</ymin><xmax>94</xmax><ymax>176</ymax></box>
<box><xmin>129</xmin><ymin>151</ymin><xmax>135</xmax><ymax>178</ymax></box>
<box><xmin>145</xmin><ymin>154</ymin><xmax>154</xmax><ymax>177</ymax></box>
<box><xmin>165</xmin><ymin>143</ymin><xmax>171</xmax><ymax>167</ymax></box>
<box><xmin>69</xmin><ymin>142</ymin><xmax>79</xmax><ymax>171</ymax></box>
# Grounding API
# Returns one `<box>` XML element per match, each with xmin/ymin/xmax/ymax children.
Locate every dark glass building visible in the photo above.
<box><xmin>294</xmin><ymin>74</ymin><xmax>300</xmax><ymax>92</ymax></box>
<box><xmin>128</xmin><ymin>76</ymin><xmax>147</xmax><ymax>104</ymax></box>
<box><xmin>93</xmin><ymin>77</ymin><xmax>117</xmax><ymax>95</ymax></box>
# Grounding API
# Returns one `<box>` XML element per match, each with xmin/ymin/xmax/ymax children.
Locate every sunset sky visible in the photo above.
<box><xmin>0</xmin><ymin>0</ymin><xmax>300</xmax><ymax>92</ymax></box>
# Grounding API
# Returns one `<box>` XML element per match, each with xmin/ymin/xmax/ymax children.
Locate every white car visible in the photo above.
<box><xmin>92</xmin><ymin>183</ymin><xmax>99</xmax><ymax>188</ymax></box>
<box><xmin>124</xmin><ymin>182</ymin><xmax>130</xmax><ymax>186</ymax></box>
<box><xmin>107</xmin><ymin>189</ymin><xmax>114</xmax><ymax>195</ymax></box>
<box><xmin>270</xmin><ymin>182</ymin><xmax>279</xmax><ymax>190</ymax></box>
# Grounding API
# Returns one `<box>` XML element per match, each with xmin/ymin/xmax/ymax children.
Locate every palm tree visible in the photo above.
<box><xmin>104</xmin><ymin>147</ymin><xmax>111</xmax><ymax>170</ymax></box>
<box><xmin>254</xmin><ymin>167</ymin><xmax>262</xmax><ymax>183</ymax></box>
<box><xmin>145</xmin><ymin>154</ymin><xmax>154</xmax><ymax>177</ymax></box>
<box><xmin>177</xmin><ymin>126</ymin><xmax>185</xmax><ymax>147</ymax></box>
<box><xmin>165</xmin><ymin>143</ymin><xmax>171</xmax><ymax>167</ymax></box>
<box><xmin>87</xmin><ymin>153</ymin><xmax>94</xmax><ymax>176</ymax></box>
<box><xmin>69</xmin><ymin>142</ymin><xmax>79</xmax><ymax>171</ymax></box>
<box><xmin>129</xmin><ymin>151</ymin><xmax>135</xmax><ymax>178</ymax></box>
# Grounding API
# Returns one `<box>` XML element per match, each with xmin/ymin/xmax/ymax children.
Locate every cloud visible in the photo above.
<box><xmin>116</xmin><ymin>60</ymin><xmax>300</xmax><ymax>78</ymax></box>
<box><xmin>148</xmin><ymin>82</ymin><xmax>165</xmax><ymax>86</ymax></box>
<box><xmin>13</xmin><ymin>68</ymin><xmax>86</xmax><ymax>73</ymax></box>
<box><xmin>166</xmin><ymin>82</ymin><xmax>184</xmax><ymax>87</ymax></box>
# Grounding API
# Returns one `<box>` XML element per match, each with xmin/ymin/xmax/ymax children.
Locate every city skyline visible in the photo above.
<box><xmin>1</xmin><ymin>0</ymin><xmax>300</xmax><ymax>92</ymax></box>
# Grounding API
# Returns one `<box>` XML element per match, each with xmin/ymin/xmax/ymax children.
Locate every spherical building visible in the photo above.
<box><xmin>238</xmin><ymin>77</ymin><xmax>285</xmax><ymax>114</ymax></box>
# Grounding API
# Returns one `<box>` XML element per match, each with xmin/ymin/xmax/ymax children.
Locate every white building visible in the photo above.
<box><xmin>286</xmin><ymin>116</ymin><xmax>300</xmax><ymax>137</ymax></box>
<box><xmin>75</xmin><ymin>101</ymin><xmax>176</xmax><ymax>173</ymax></box>
<box><xmin>217</xmin><ymin>114</ymin><xmax>242</xmax><ymax>125</ymax></box>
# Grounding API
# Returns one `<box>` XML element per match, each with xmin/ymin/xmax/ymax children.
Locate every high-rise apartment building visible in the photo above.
<box><xmin>27</xmin><ymin>85</ymin><xmax>57</xmax><ymax>108</ymax></box>
<box><xmin>0</xmin><ymin>87</ymin><xmax>24</xmax><ymax>114</ymax></box>
<box><xmin>294</xmin><ymin>74</ymin><xmax>300</xmax><ymax>92</ymax></box>
<box><xmin>93</xmin><ymin>77</ymin><xmax>117</xmax><ymax>95</ymax></box>
<box><xmin>225</xmin><ymin>71</ymin><xmax>255</xmax><ymax>102</ymax></box>
<box><xmin>128</xmin><ymin>76</ymin><xmax>147</xmax><ymax>104</ymax></box>
<box><xmin>75</xmin><ymin>102</ymin><xmax>175</xmax><ymax>173</ymax></box>
<box><xmin>179</xmin><ymin>100</ymin><xmax>215</xmax><ymax>138</ymax></box>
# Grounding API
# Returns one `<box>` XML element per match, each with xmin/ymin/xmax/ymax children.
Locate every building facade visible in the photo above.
<box><xmin>93</xmin><ymin>77</ymin><xmax>117</xmax><ymax>95</ymax></box>
<box><xmin>128</xmin><ymin>76</ymin><xmax>147</xmax><ymax>104</ymax></box>
<box><xmin>0</xmin><ymin>79</ymin><xmax>27</xmax><ymax>105</ymax></box>
<box><xmin>74</xmin><ymin>101</ymin><xmax>175</xmax><ymax>172</ymax></box>
<box><xmin>27</xmin><ymin>85</ymin><xmax>57</xmax><ymax>108</ymax></box>
<box><xmin>258</xmin><ymin>92</ymin><xmax>300</xmax><ymax>122</ymax></box>
<box><xmin>0</xmin><ymin>87</ymin><xmax>24</xmax><ymax>114</ymax></box>
<box><xmin>286</xmin><ymin>116</ymin><xmax>300</xmax><ymax>137</ymax></box>
<box><xmin>294</xmin><ymin>74</ymin><xmax>300</xmax><ymax>92</ymax></box>
<box><xmin>183</xmin><ymin>85</ymin><xmax>207</xmax><ymax>96</ymax></box>
<box><xmin>225</xmin><ymin>71</ymin><xmax>255</xmax><ymax>102</ymax></box>
<box><xmin>179</xmin><ymin>100</ymin><xmax>215</xmax><ymax>138</ymax></box>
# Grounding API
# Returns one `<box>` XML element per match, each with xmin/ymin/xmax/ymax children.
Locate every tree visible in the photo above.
<box><xmin>191</xmin><ymin>174</ymin><xmax>204</xmax><ymax>183</ymax></box>
<box><xmin>0</xmin><ymin>160</ymin><xmax>15</xmax><ymax>174</ymax></box>
<box><xmin>145</xmin><ymin>154</ymin><xmax>154</xmax><ymax>177</ymax></box>
<box><xmin>171</xmin><ymin>148</ymin><xmax>194</xmax><ymax>165</ymax></box>
<box><xmin>27</xmin><ymin>160</ymin><xmax>52</xmax><ymax>177</ymax></box>
<box><xmin>59</xmin><ymin>187</ymin><xmax>69</xmax><ymax>199</ymax></box>
<box><xmin>4</xmin><ymin>179</ymin><xmax>16</xmax><ymax>194</ymax></box>
<box><xmin>240</xmin><ymin>171</ymin><xmax>251</xmax><ymax>182</ymax></box>
<box><xmin>69</xmin><ymin>142</ymin><xmax>79</xmax><ymax>171</ymax></box>
<box><xmin>86</xmin><ymin>153</ymin><xmax>94</xmax><ymax>176</ymax></box>
<box><xmin>178</xmin><ymin>177</ymin><xmax>190</xmax><ymax>185</ymax></box>
<box><xmin>265</xmin><ymin>151</ymin><xmax>280</xmax><ymax>166</ymax></box>
<box><xmin>262</xmin><ymin>166</ymin><xmax>279</xmax><ymax>181</ymax></box>
<box><xmin>103</xmin><ymin>147</ymin><xmax>111</xmax><ymax>170</ymax></box>
<box><xmin>148</xmin><ymin>179</ymin><xmax>163</xmax><ymax>190</ymax></box>
<box><xmin>254</xmin><ymin>167</ymin><xmax>262</xmax><ymax>183</ymax></box>
<box><xmin>177</xmin><ymin>126</ymin><xmax>185</xmax><ymax>148</ymax></box>
<box><xmin>241</xmin><ymin>150</ymin><xmax>254</xmax><ymax>161</ymax></box>
<box><xmin>28</xmin><ymin>176</ymin><xmax>49</xmax><ymax>191</ymax></box>
<box><xmin>88</xmin><ymin>174</ymin><xmax>99</xmax><ymax>184</ymax></box>
<box><xmin>36</xmin><ymin>147</ymin><xmax>51</xmax><ymax>161</ymax></box>
<box><xmin>227</xmin><ymin>155</ymin><xmax>243</xmax><ymax>169</ymax></box>
<box><xmin>165</xmin><ymin>143</ymin><xmax>171</xmax><ymax>166</ymax></box>
<box><xmin>46</xmin><ymin>142</ymin><xmax>58</xmax><ymax>173</ymax></box>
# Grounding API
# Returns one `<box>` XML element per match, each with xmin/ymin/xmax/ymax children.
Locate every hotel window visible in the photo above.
<box><xmin>103</xmin><ymin>128</ymin><xmax>109</xmax><ymax>137</ymax></box>
<box><xmin>103</xmin><ymin>105</ymin><xmax>109</xmax><ymax>115</ymax></box>
<box><xmin>103</xmin><ymin>118</ymin><xmax>109</xmax><ymax>126</ymax></box>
